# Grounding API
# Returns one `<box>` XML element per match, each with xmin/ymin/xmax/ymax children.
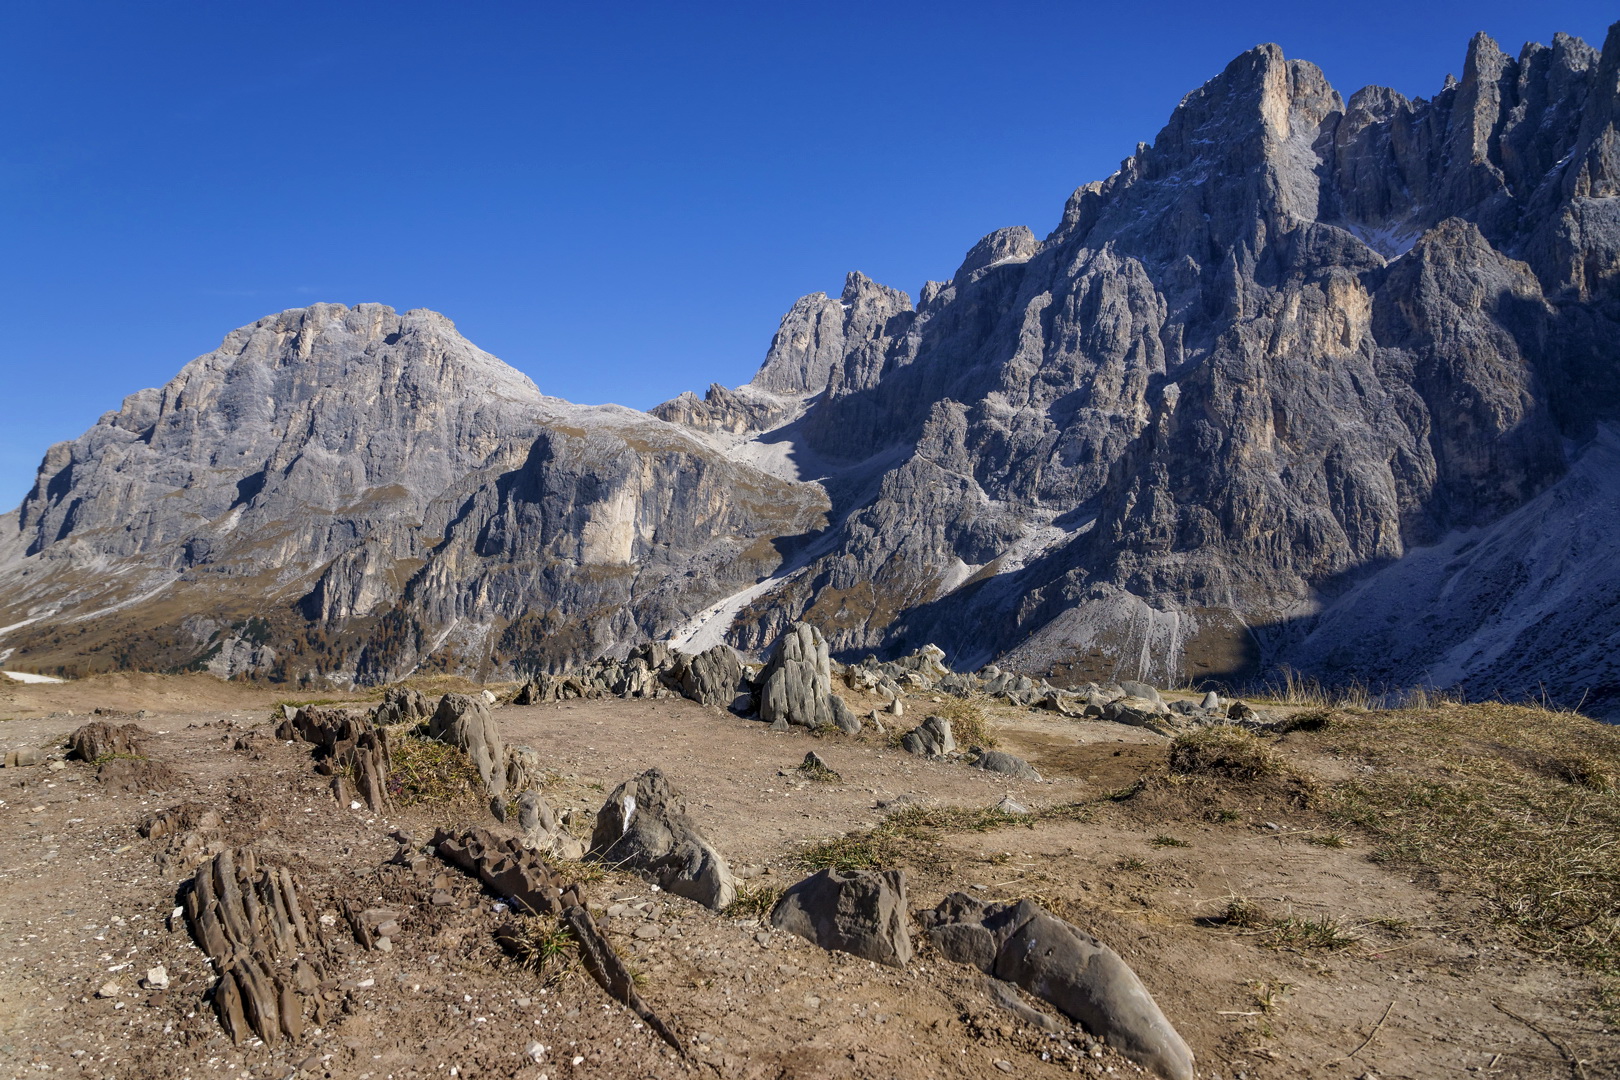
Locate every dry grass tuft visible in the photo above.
<box><xmin>933</xmin><ymin>696</ymin><xmax>999</xmax><ymax>749</ymax></box>
<box><xmin>725</xmin><ymin>882</ymin><xmax>785</xmax><ymax>920</ymax></box>
<box><xmin>796</xmin><ymin>757</ymin><xmax>842</xmax><ymax>783</ymax></box>
<box><xmin>1323</xmin><ymin>702</ymin><xmax>1620</xmax><ymax>980</ymax></box>
<box><xmin>1221</xmin><ymin>897</ymin><xmax>1271</xmax><ymax>929</ymax></box>
<box><xmin>1168</xmin><ymin>726</ymin><xmax>1289</xmax><ymax>781</ymax></box>
<box><xmin>797</xmin><ymin>799</ymin><xmax>1089</xmax><ymax>873</ymax></box>
<box><xmin>1261</xmin><ymin>914</ymin><xmax>1360</xmax><ymax>950</ymax></box>
<box><xmin>498</xmin><ymin>915</ymin><xmax>579</xmax><ymax>985</ymax></box>
<box><xmin>387</xmin><ymin>734</ymin><xmax>483</xmax><ymax>810</ymax></box>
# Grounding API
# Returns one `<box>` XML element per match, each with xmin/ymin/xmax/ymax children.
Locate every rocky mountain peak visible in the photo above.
<box><xmin>3</xmin><ymin>25</ymin><xmax>1617</xmax><ymax>717</ymax></box>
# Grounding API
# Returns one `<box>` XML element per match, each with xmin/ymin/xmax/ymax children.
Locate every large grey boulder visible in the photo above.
<box><xmin>1119</xmin><ymin>681</ymin><xmax>1162</xmax><ymax>705</ymax></box>
<box><xmin>900</xmin><ymin>715</ymin><xmax>954</xmax><ymax>757</ymax></box>
<box><xmin>673</xmin><ymin>644</ymin><xmax>753</xmax><ymax>712</ymax></box>
<box><xmin>1103</xmin><ymin>696</ymin><xmax>1171</xmax><ymax>728</ymax></box>
<box><xmin>921</xmin><ymin>894</ymin><xmax>1193</xmax><ymax>1080</ymax></box>
<box><xmin>971</xmin><ymin>750</ymin><xmax>1042</xmax><ymax>781</ymax></box>
<box><xmin>588</xmin><ymin>768</ymin><xmax>735</xmax><ymax>910</ymax></box>
<box><xmin>429</xmin><ymin>694</ymin><xmax>506</xmax><ymax>798</ymax></box>
<box><xmin>770</xmin><ymin>867</ymin><xmax>912</xmax><ymax>968</ymax></box>
<box><xmin>756</xmin><ymin>624</ymin><xmax>860</xmax><ymax>733</ymax></box>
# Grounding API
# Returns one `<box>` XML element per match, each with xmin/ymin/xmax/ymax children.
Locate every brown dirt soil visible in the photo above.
<box><xmin>0</xmin><ymin>680</ymin><xmax>1615</xmax><ymax>1080</ymax></box>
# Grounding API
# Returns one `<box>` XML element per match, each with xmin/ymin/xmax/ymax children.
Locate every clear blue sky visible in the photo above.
<box><xmin>2</xmin><ymin>1</ymin><xmax>1613</xmax><ymax>509</ymax></box>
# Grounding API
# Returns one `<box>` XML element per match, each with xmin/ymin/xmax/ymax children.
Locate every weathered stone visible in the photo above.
<box><xmin>770</xmin><ymin>867</ymin><xmax>912</xmax><ymax>967</ymax></box>
<box><xmin>757</xmin><ymin>624</ymin><xmax>860</xmax><ymax>733</ymax></box>
<box><xmin>1200</xmin><ymin>691</ymin><xmax>1222</xmax><ymax>712</ymax></box>
<box><xmin>993</xmin><ymin>795</ymin><xmax>1030</xmax><ymax>815</ymax></box>
<box><xmin>506</xmin><ymin>745</ymin><xmax>544</xmax><ymax>794</ymax></box>
<box><xmin>971</xmin><ymin>750</ymin><xmax>1042</xmax><ymax>781</ymax></box>
<box><xmin>673</xmin><ymin>644</ymin><xmax>752</xmax><ymax>711</ymax></box>
<box><xmin>372</xmin><ymin>687</ymin><xmax>432</xmax><ymax>727</ymax></box>
<box><xmin>588</xmin><ymin>768</ymin><xmax>736</xmax><ymax>910</ymax></box>
<box><xmin>277</xmin><ymin>706</ymin><xmax>392</xmax><ymax>810</ymax></box>
<box><xmin>1104</xmin><ymin>697</ymin><xmax>1171</xmax><ymax>729</ymax></box>
<box><xmin>921</xmin><ymin>894</ymin><xmax>1194</xmax><ymax>1080</ymax></box>
<box><xmin>182</xmin><ymin>849</ymin><xmax>318</xmax><ymax>1045</ymax></box>
<box><xmin>67</xmin><ymin>721</ymin><xmax>146</xmax><ymax>763</ymax></box>
<box><xmin>1119</xmin><ymin>681</ymin><xmax>1162</xmax><ymax>704</ymax></box>
<box><xmin>429</xmin><ymin>694</ymin><xmax>506</xmax><ymax>798</ymax></box>
<box><xmin>900</xmin><ymin>715</ymin><xmax>955</xmax><ymax>757</ymax></box>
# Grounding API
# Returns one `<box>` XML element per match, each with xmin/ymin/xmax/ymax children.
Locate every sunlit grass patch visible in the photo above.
<box><xmin>1322</xmin><ymin>702</ymin><xmax>1620</xmax><ymax>981</ymax></box>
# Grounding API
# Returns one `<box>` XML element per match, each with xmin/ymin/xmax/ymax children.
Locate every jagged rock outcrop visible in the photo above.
<box><xmin>67</xmin><ymin>721</ymin><xmax>146</xmax><ymax>762</ymax></box>
<box><xmin>275</xmin><ymin>705</ymin><xmax>392</xmax><ymax>810</ymax></box>
<box><xmin>2</xmin><ymin>26</ymin><xmax>1618</xmax><ymax>717</ymax></box>
<box><xmin>900</xmin><ymin>715</ymin><xmax>955</xmax><ymax>758</ymax></box>
<box><xmin>182</xmin><ymin>848</ymin><xmax>325</xmax><ymax>1046</ymax></box>
<box><xmin>588</xmin><ymin>767</ymin><xmax>736</xmax><ymax>910</ymax></box>
<box><xmin>372</xmin><ymin>687</ymin><xmax>432</xmax><ymax>727</ymax></box>
<box><xmin>428</xmin><ymin>694</ymin><xmax>505</xmax><ymax>798</ymax></box>
<box><xmin>671</xmin><ymin>644</ymin><xmax>753</xmax><ymax>711</ymax></box>
<box><xmin>756</xmin><ymin>623</ymin><xmax>861</xmax><ymax>732</ymax></box>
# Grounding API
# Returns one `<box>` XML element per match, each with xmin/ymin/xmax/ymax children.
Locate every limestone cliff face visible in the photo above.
<box><xmin>2</xmin><ymin>26</ymin><xmax>1616</xmax><ymax>716</ymax></box>
<box><xmin>680</xmin><ymin>25</ymin><xmax>1620</xmax><ymax>716</ymax></box>
<box><xmin>0</xmin><ymin>305</ymin><xmax>824</xmax><ymax>683</ymax></box>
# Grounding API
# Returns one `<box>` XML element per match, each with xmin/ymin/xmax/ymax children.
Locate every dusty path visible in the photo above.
<box><xmin>0</xmin><ymin>675</ymin><xmax>1614</xmax><ymax>1079</ymax></box>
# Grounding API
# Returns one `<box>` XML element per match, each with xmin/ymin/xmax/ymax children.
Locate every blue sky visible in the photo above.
<box><xmin>1</xmin><ymin>1</ymin><xmax>1613</xmax><ymax>509</ymax></box>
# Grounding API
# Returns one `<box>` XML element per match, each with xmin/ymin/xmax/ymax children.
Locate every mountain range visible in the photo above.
<box><xmin>3</xmin><ymin>25</ymin><xmax>1617</xmax><ymax>719</ymax></box>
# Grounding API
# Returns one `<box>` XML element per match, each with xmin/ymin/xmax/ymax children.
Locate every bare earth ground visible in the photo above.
<box><xmin>0</xmin><ymin>673</ymin><xmax>1615</xmax><ymax>1080</ymax></box>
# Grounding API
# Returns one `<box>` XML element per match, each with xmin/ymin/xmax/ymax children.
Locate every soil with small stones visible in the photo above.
<box><xmin>0</xmin><ymin>675</ymin><xmax>1614</xmax><ymax>1080</ymax></box>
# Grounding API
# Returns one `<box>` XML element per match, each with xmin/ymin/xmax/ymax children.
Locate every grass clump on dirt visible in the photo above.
<box><xmin>497</xmin><ymin>915</ymin><xmax>579</xmax><ymax>986</ymax></box>
<box><xmin>1214</xmin><ymin>897</ymin><xmax>1359</xmax><ymax>950</ymax></box>
<box><xmin>387</xmin><ymin>733</ymin><xmax>483</xmax><ymax>809</ymax></box>
<box><xmin>796</xmin><ymin>757</ymin><xmax>842</xmax><ymax>783</ymax></box>
<box><xmin>886</xmin><ymin>696</ymin><xmax>1000</xmax><ymax>751</ymax></box>
<box><xmin>1322</xmin><ymin>702</ymin><xmax>1620</xmax><ymax>982</ymax></box>
<box><xmin>1168</xmin><ymin>725</ymin><xmax>1287</xmax><ymax>780</ymax></box>
<box><xmin>1261</xmin><ymin>914</ymin><xmax>1360</xmax><ymax>951</ymax></box>
<box><xmin>725</xmin><ymin>882</ymin><xmax>785</xmax><ymax>919</ymax></box>
<box><xmin>797</xmin><ymin>800</ymin><xmax>1089</xmax><ymax>872</ymax></box>
<box><xmin>934</xmin><ymin>697</ymin><xmax>999</xmax><ymax>749</ymax></box>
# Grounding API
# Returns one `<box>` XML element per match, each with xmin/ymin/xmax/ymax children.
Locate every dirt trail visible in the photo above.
<box><xmin>0</xmin><ymin>679</ymin><xmax>1613</xmax><ymax>1079</ymax></box>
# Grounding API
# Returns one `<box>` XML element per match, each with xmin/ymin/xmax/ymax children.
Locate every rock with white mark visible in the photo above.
<box><xmin>588</xmin><ymin>768</ymin><xmax>736</xmax><ymax>910</ymax></box>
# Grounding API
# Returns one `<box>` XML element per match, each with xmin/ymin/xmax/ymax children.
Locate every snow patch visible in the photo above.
<box><xmin>3</xmin><ymin>670</ymin><xmax>65</xmax><ymax>684</ymax></box>
<box><xmin>1345</xmin><ymin>221</ymin><xmax>1422</xmax><ymax>259</ymax></box>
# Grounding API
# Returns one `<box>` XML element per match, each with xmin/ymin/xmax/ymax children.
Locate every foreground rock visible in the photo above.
<box><xmin>757</xmin><ymin>623</ymin><xmax>861</xmax><ymax>733</ymax></box>
<box><xmin>276</xmin><ymin>706</ymin><xmax>392</xmax><ymax>810</ymax></box>
<box><xmin>428</xmin><ymin>693</ymin><xmax>506</xmax><ymax>798</ymax></box>
<box><xmin>672</xmin><ymin>643</ymin><xmax>754</xmax><ymax>712</ymax></box>
<box><xmin>921</xmin><ymin>894</ymin><xmax>1194</xmax><ymax>1080</ymax></box>
<box><xmin>900</xmin><ymin>715</ymin><xmax>955</xmax><ymax>757</ymax></box>
<box><xmin>971</xmin><ymin>750</ymin><xmax>1042</xmax><ymax>781</ymax></box>
<box><xmin>770</xmin><ymin>867</ymin><xmax>912</xmax><ymax>967</ymax></box>
<box><xmin>67</xmin><ymin>721</ymin><xmax>146</xmax><ymax>762</ymax></box>
<box><xmin>588</xmin><ymin>768</ymin><xmax>737</xmax><ymax>910</ymax></box>
<box><xmin>434</xmin><ymin>826</ymin><xmax>685</xmax><ymax>1051</ymax></box>
<box><xmin>372</xmin><ymin>687</ymin><xmax>432</xmax><ymax>726</ymax></box>
<box><xmin>182</xmin><ymin>848</ymin><xmax>324</xmax><ymax>1045</ymax></box>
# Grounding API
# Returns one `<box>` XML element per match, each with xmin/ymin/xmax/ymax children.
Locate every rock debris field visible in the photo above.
<box><xmin>0</xmin><ymin>667</ymin><xmax>1615</xmax><ymax>1080</ymax></box>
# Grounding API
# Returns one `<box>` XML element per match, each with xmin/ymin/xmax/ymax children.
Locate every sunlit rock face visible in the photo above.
<box><xmin>3</xmin><ymin>26</ymin><xmax>1618</xmax><ymax>717</ymax></box>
